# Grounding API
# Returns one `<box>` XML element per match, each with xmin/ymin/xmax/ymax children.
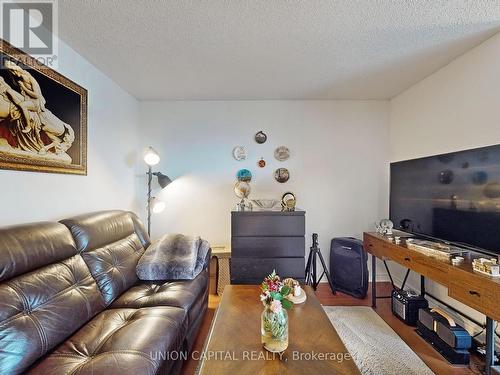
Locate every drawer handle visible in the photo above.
<box><xmin>404</xmin><ymin>257</ymin><xmax>411</xmax><ymax>261</ymax></box>
<box><xmin>469</xmin><ymin>290</ymin><xmax>481</xmax><ymax>297</ymax></box>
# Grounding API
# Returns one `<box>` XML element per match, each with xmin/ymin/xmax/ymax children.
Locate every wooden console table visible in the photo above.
<box><xmin>364</xmin><ymin>232</ymin><xmax>500</xmax><ymax>375</ymax></box>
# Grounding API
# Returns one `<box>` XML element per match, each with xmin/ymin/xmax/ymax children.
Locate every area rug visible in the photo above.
<box><xmin>324</xmin><ymin>306</ymin><xmax>435</xmax><ymax>375</ymax></box>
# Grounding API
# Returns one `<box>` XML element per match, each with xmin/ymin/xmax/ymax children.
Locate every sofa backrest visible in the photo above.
<box><xmin>60</xmin><ymin>211</ymin><xmax>148</xmax><ymax>305</ymax></box>
<box><xmin>0</xmin><ymin>222</ymin><xmax>106</xmax><ymax>375</ymax></box>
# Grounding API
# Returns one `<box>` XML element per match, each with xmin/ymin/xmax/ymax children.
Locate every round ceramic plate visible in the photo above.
<box><xmin>236</xmin><ymin>168</ymin><xmax>252</xmax><ymax>182</ymax></box>
<box><xmin>234</xmin><ymin>181</ymin><xmax>251</xmax><ymax>198</ymax></box>
<box><xmin>274</xmin><ymin>168</ymin><xmax>289</xmax><ymax>183</ymax></box>
<box><xmin>274</xmin><ymin>146</ymin><xmax>290</xmax><ymax>161</ymax></box>
<box><xmin>232</xmin><ymin>146</ymin><xmax>247</xmax><ymax>161</ymax></box>
<box><xmin>255</xmin><ymin>131</ymin><xmax>267</xmax><ymax>144</ymax></box>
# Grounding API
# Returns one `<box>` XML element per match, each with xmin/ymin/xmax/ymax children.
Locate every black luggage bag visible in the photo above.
<box><xmin>330</xmin><ymin>237</ymin><xmax>368</xmax><ymax>299</ymax></box>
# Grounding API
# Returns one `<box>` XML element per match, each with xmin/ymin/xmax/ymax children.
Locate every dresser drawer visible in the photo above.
<box><xmin>448</xmin><ymin>281</ymin><xmax>494</xmax><ymax>316</ymax></box>
<box><xmin>232</xmin><ymin>214</ymin><xmax>305</xmax><ymax>237</ymax></box>
<box><xmin>232</xmin><ymin>236</ymin><xmax>305</xmax><ymax>258</ymax></box>
<box><xmin>231</xmin><ymin>257</ymin><xmax>305</xmax><ymax>283</ymax></box>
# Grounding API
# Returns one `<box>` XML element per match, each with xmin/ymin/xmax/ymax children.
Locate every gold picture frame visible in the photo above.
<box><xmin>0</xmin><ymin>39</ymin><xmax>87</xmax><ymax>175</ymax></box>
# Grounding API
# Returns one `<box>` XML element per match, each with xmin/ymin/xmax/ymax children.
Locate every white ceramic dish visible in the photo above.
<box><xmin>286</xmin><ymin>288</ymin><xmax>307</xmax><ymax>304</ymax></box>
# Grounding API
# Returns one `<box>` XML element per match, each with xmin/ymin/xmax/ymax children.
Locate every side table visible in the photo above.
<box><xmin>211</xmin><ymin>245</ymin><xmax>231</xmax><ymax>295</ymax></box>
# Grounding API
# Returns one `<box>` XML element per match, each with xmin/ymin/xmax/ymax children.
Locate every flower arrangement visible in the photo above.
<box><xmin>260</xmin><ymin>270</ymin><xmax>291</xmax><ymax>352</ymax></box>
<box><xmin>260</xmin><ymin>270</ymin><xmax>293</xmax><ymax>311</ymax></box>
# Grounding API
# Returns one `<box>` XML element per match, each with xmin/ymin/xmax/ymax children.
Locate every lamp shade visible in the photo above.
<box><xmin>156</xmin><ymin>172</ymin><xmax>172</xmax><ymax>189</ymax></box>
<box><xmin>151</xmin><ymin>197</ymin><xmax>166</xmax><ymax>214</ymax></box>
<box><xmin>144</xmin><ymin>146</ymin><xmax>160</xmax><ymax>166</ymax></box>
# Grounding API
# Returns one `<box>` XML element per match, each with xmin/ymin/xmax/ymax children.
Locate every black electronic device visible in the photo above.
<box><xmin>329</xmin><ymin>237</ymin><xmax>368</xmax><ymax>299</ymax></box>
<box><xmin>391</xmin><ymin>288</ymin><xmax>428</xmax><ymax>326</ymax></box>
<box><xmin>390</xmin><ymin>143</ymin><xmax>500</xmax><ymax>256</ymax></box>
<box><xmin>436</xmin><ymin>320</ymin><xmax>472</xmax><ymax>350</ymax></box>
<box><xmin>416</xmin><ymin>321</ymin><xmax>470</xmax><ymax>365</ymax></box>
<box><xmin>419</xmin><ymin>308</ymin><xmax>472</xmax><ymax>349</ymax></box>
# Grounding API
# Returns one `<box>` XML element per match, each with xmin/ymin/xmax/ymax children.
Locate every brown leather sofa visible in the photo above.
<box><xmin>0</xmin><ymin>211</ymin><xmax>210</xmax><ymax>375</ymax></box>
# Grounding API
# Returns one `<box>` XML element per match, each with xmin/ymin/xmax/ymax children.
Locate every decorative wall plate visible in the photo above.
<box><xmin>232</xmin><ymin>146</ymin><xmax>247</xmax><ymax>161</ymax></box>
<box><xmin>282</xmin><ymin>192</ymin><xmax>296</xmax><ymax>210</ymax></box>
<box><xmin>274</xmin><ymin>146</ymin><xmax>290</xmax><ymax>161</ymax></box>
<box><xmin>255</xmin><ymin>131</ymin><xmax>267</xmax><ymax>144</ymax></box>
<box><xmin>234</xmin><ymin>181</ymin><xmax>251</xmax><ymax>198</ymax></box>
<box><xmin>258</xmin><ymin>158</ymin><xmax>266</xmax><ymax>168</ymax></box>
<box><xmin>236</xmin><ymin>168</ymin><xmax>252</xmax><ymax>182</ymax></box>
<box><xmin>274</xmin><ymin>168</ymin><xmax>289</xmax><ymax>183</ymax></box>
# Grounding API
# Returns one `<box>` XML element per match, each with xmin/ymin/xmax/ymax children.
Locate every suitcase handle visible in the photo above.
<box><xmin>430</xmin><ymin>308</ymin><xmax>456</xmax><ymax>327</ymax></box>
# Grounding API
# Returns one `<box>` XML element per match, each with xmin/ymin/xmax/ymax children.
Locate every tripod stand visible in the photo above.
<box><xmin>305</xmin><ymin>233</ymin><xmax>336</xmax><ymax>294</ymax></box>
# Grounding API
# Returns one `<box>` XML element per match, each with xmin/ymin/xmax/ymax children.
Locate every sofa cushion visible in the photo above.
<box><xmin>61</xmin><ymin>211</ymin><xmax>146</xmax><ymax>305</ymax></box>
<box><xmin>61</xmin><ymin>210</ymin><xmax>143</xmax><ymax>253</ymax></box>
<box><xmin>111</xmin><ymin>269</ymin><xmax>209</xmax><ymax>327</ymax></box>
<box><xmin>0</xmin><ymin>254</ymin><xmax>105</xmax><ymax>375</ymax></box>
<box><xmin>81</xmin><ymin>234</ymin><xmax>144</xmax><ymax>305</ymax></box>
<box><xmin>0</xmin><ymin>221</ymin><xmax>76</xmax><ymax>282</ymax></box>
<box><xmin>27</xmin><ymin>306</ymin><xmax>187</xmax><ymax>375</ymax></box>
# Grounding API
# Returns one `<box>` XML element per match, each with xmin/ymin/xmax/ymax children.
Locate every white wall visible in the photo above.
<box><xmin>138</xmin><ymin>100</ymin><xmax>390</xmax><ymax>278</ymax></box>
<box><xmin>0</xmin><ymin>38</ymin><xmax>139</xmax><ymax>225</ymax></box>
<box><xmin>391</xmin><ymin>33</ymin><xmax>500</xmax><ymax>161</ymax></box>
<box><xmin>390</xmin><ymin>32</ymin><xmax>500</xmax><ymax>326</ymax></box>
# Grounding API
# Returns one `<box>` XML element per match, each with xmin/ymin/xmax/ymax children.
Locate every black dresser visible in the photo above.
<box><xmin>230</xmin><ymin>209</ymin><xmax>305</xmax><ymax>284</ymax></box>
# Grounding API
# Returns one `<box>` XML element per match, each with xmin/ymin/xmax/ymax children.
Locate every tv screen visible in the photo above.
<box><xmin>390</xmin><ymin>144</ymin><xmax>500</xmax><ymax>255</ymax></box>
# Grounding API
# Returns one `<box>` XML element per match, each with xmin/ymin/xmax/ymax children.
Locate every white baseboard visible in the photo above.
<box><xmin>375</xmin><ymin>273</ymin><xmax>390</xmax><ymax>282</ymax></box>
<box><xmin>316</xmin><ymin>272</ymin><xmax>390</xmax><ymax>283</ymax></box>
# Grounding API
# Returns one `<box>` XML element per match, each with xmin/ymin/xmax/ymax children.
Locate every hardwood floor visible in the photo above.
<box><xmin>181</xmin><ymin>282</ymin><xmax>483</xmax><ymax>375</ymax></box>
<box><xmin>180</xmin><ymin>294</ymin><xmax>220</xmax><ymax>375</ymax></box>
<box><xmin>316</xmin><ymin>283</ymin><xmax>482</xmax><ymax>375</ymax></box>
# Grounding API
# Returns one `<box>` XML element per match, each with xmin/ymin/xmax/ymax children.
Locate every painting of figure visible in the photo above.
<box><xmin>0</xmin><ymin>40</ymin><xmax>87</xmax><ymax>175</ymax></box>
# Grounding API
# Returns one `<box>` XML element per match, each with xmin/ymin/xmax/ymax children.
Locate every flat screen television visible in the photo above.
<box><xmin>390</xmin><ymin>144</ymin><xmax>500</xmax><ymax>256</ymax></box>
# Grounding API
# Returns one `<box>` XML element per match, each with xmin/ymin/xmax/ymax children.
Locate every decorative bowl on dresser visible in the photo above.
<box><xmin>231</xmin><ymin>209</ymin><xmax>306</xmax><ymax>284</ymax></box>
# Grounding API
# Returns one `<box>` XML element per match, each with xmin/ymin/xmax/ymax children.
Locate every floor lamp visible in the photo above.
<box><xmin>144</xmin><ymin>146</ymin><xmax>172</xmax><ymax>236</ymax></box>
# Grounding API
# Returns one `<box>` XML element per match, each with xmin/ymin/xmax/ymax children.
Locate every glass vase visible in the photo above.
<box><xmin>261</xmin><ymin>306</ymin><xmax>288</xmax><ymax>352</ymax></box>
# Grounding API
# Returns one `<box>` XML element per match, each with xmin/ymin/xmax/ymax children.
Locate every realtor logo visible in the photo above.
<box><xmin>0</xmin><ymin>0</ymin><xmax>58</xmax><ymax>67</ymax></box>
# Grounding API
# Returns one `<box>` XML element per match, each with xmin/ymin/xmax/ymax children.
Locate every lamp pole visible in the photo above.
<box><xmin>147</xmin><ymin>165</ymin><xmax>153</xmax><ymax>237</ymax></box>
<box><xmin>144</xmin><ymin>146</ymin><xmax>171</xmax><ymax>238</ymax></box>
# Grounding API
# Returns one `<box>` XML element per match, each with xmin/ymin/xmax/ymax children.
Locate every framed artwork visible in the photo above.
<box><xmin>0</xmin><ymin>39</ymin><xmax>87</xmax><ymax>175</ymax></box>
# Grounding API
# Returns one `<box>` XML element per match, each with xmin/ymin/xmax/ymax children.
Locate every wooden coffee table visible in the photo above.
<box><xmin>197</xmin><ymin>285</ymin><xmax>360</xmax><ymax>374</ymax></box>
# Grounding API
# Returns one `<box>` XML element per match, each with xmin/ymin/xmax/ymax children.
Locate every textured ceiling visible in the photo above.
<box><xmin>58</xmin><ymin>1</ymin><xmax>500</xmax><ymax>100</ymax></box>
